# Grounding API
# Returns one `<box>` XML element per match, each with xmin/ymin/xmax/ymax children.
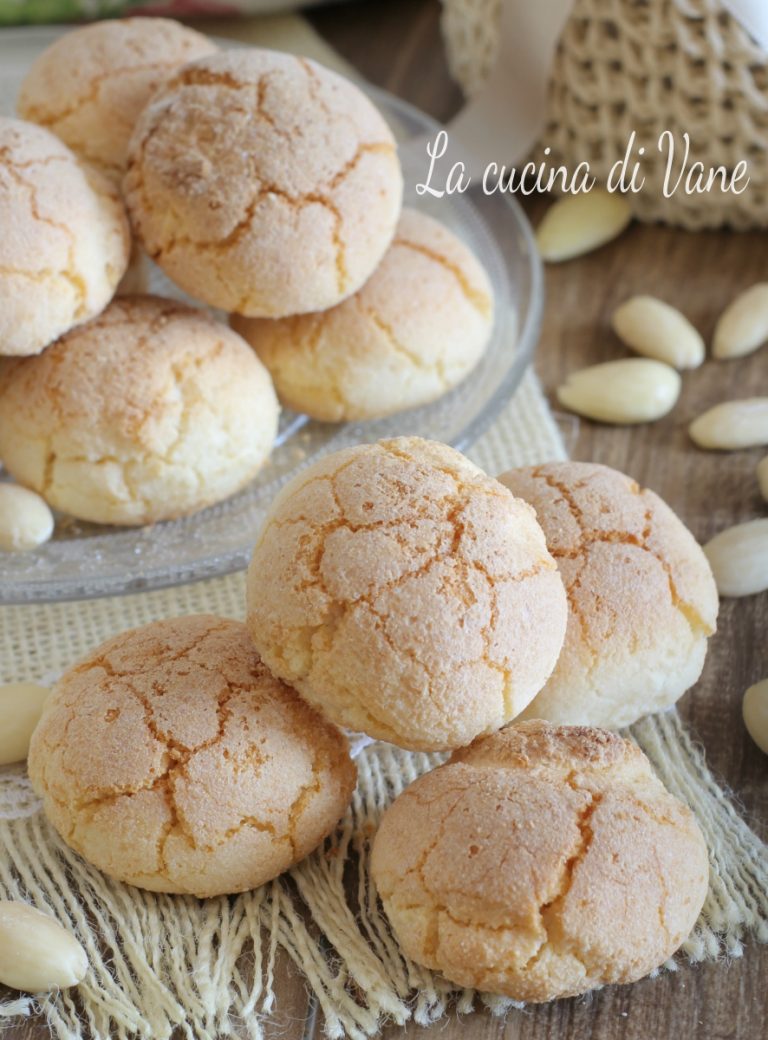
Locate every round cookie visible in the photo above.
<box><xmin>231</xmin><ymin>208</ymin><xmax>494</xmax><ymax>421</ymax></box>
<box><xmin>123</xmin><ymin>48</ymin><xmax>403</xmax><ymax>318</ymax></box>
<box><xmin>0</xmin><ymin>296</ymin><xmax>279</xmax><ymax>526</ymax></box>
<box><xmin>18</xmin><ymin>18</ymin><xmax>218</xmax><ymax>182</ymax></box>
<box><xmin>246</xmin><ymin>437</ymin><xmax>568</xmax><ymax>751</ymax></box>
<box><xmin>28</xmin><ymin>615</ymin><xmax>357</xmax><ymax>898</ymax></box>
<box><xmin>371</xmin><ymin>720</ymin><xmax>709</xmax><ymax>1002</ymax></box>
<box><xmin>0</xmin><ymin>117</ymin><xmax>130</xmax><ymax>357</ymax></box>
<box><xmin>498</xmin><ymin>462</ymin><xmax>718</xmax><ymax>728</ymax></box>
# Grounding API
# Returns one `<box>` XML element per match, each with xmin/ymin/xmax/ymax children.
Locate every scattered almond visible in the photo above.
<box><xmin>689</xmin><ymin>398</ymin><xmax>768</xmax><ymax>450</ymax></box>
<box><xmin>743</xmin><ymin>680</ymin><xmax>768</xmax><ymax>755</ymax></box>
<box><xmin>612</xmin><ymin>295</ymin><xmax>704</xmax><ymax>369</ymax></box>
<box><xmin>757</xmin><ymin>456</ymin><xmax>768</xmax><ymax>503</ymax></box>
<box><xmin>0</xmin><ymin>682</ymin><xmax>51</xmax><ymax>766</ymax></box>
<box><xmin>0</xmin><ymin>901</ymin><xmax>87</xmax><ymax>993</ymax></box>
<box><xmin>713</xmin><ymin>283</ymin><xmax>768</xmax><ymax>359</ymax></box>
<box><xmin>0</xmin><ymin>484</ymin><xmax>54</xmax><ymax>552</ymax></box>
<box><xmin>556</xmin><ymin>359</ymin><xmax>681</xmax><ymax>424</ymax></box>
<box><xmin>536</xmin><ymin>189</ymin><xmax>632</xmax><ymax>263</ymax></box>
<box><xmin>703</xmin><ymin>518</ymin><xmax>768</xmax><ymax>597</ymax></box>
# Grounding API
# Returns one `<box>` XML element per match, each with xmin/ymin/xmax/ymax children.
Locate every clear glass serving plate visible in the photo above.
<box><xmin>0</xmin><ymin>28</ymin><xmax>543</xmax><ymax>604</ymax></box>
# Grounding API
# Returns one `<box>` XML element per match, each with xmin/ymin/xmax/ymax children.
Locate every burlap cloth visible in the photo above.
<box><xmin>1</xmin><ymin>15</ymin><xmax>766</xmax><ymax>1040</ymax></box>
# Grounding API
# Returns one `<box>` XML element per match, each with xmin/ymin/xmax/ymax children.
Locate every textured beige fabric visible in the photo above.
<box><xmin>0</xmin><ymin>13</ymin><xmax>766</xmax><ymax>1039</ymax></box>
<box><xmin>441</xmin><ymin>0</ymin><xmax>768</xmax><ymax>229</ymax></box>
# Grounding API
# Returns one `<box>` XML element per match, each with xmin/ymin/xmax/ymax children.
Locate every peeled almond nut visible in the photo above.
<box><xmin>713</xmin><ymin>283</ymin><xmax>768</xmax><ymax>359</ymax></box>
<box><xmin>757</xmin><ymin>456</ymin><xmax>768</xmax><ymax>503</ymax></box>
<box><xmin>612</xmin><ymin>295</ymin><xmax>704</xmax><ymax>369</ymax></box>
<box><xmin>556</xmin><ymin>359</ymin><xmax>681</xmax><ymax>424</ymax></box>
<box><xmin>0</xmin><ymin>484</ymin><xmax>54</xmax><ymax>552</ymax></box>
<box><xmin>743</xmin><ymin>680</ymin><xmax>768</xmax><ymax>755</ymax></box>
<box><xmin>536</xmin><ymin>189</ymin><xmax>632</xmax><ymax>262</ymax></box>
<box><xmin>0</xmin><ymin>682</ymin><xmax>51</xmax><ymax>765</ymax></box>
<box><xmin>703</xmin><ymin>518</ymin><xmax>768</xmax><ymax>597</ymax></box>
<box><xmin>689</xmin><ymin>399</ymin><xmax>768</xmax><ymax>450</ymax></box>
<box><xmin>0</xmin><ymin>901</ymin><xmax>88</xmax><ymax>992</ymax></box>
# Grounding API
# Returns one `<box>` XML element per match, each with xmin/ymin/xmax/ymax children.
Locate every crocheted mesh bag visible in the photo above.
<box><xmin>441</xmin><ymin>0</ymin><xmax>768</xmax><ymax>229</ymax></box>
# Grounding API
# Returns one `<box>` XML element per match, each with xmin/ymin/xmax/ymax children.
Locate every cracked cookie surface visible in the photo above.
<box><xmin>0</xmin><ymin>295</ymin><xmax>279</xmax><ymax>525</ymax></box>
<box><xmin>499</xmin><ymin>462</ymin><xmax>719</xmax><ymax>728</ymax></box>
<box><xmin>28</xmin><ymin>615</ymin><xmax>356</xmax><ymax>898</ymax></box>
<box><xmin>17</xmin><ymin>18</ymin><xmax>217</xmax><ymax>183</ymax></box>
<box><xmin>232</xmin><ymin>208</ymin><xmax>494</xmax><ymax>422</ymax></box>
<box><xmin>123</xmin><ymin>49</ymin><xmax>402</xmax><ymax>318</ymax></box>
<box><xmin>371</xmin><ymin>720</ymin><xmax>709</xmax><ymax>1002</ymax></box>
<box><xmin>0</xmin><ymin>117</ymin><xmax>129</xmax><ymax>357</ymax></box>
<box><xmin>245</xmin><ymin>437</ymin><xmax>568</xmax><ymax>751</ymax></box>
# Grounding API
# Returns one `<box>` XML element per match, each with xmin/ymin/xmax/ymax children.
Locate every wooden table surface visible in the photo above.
<box><xmin>3</xmin><ymin>2</ymin><xmax>766</xmax><ymax>1039</ymax></box>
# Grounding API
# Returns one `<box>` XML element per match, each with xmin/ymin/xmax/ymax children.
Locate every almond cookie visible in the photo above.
<box><xmin>0</xmin><ymin>296</ymin><xmax>279</xmax><ymax>525</ymax></box>
<box><xmin>0</xmin><ymin>117</ymin><xmax>129</xmax><ymax>357</ymax></box>
<box><xmin>232</xmin><ymin>208</ymin><xmax>494</xmax><ymax>421</ymax></box>
<box><xmin>28</xmin><ymin>615</ymin><xmax>356</xmax><ymax>898</ymax></box>
<box><xmin>371</xmin><ymin>720</ymin><xmax>708</xmax><ymax>1002</ymax></box>
<box><xmin>123</xmin><ymin>48</ymin><xmax>403</xmax><ymax>318</ymax></box>
<box><xmin>18</xmin><ymin>18</ymin><xmax>218</xmax><ymax>182</ymax></box>
<box><xmin>499</xmin><ymin>462</ymin><xmax>718</xmax><ymax>728</ymax></box>
<box><xmin>246</xmin><ymin>437</ymin><xmax>568</xmax><ymax>751</ymax></box>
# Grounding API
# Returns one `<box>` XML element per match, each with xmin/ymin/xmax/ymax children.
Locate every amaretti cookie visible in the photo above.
<box><xmin>17</xmin><ymin>18</ymin><xmax>218</xmax><ymax>182</ymax></box>
<box><xmin>0</xmin><ymin>296</ymin><xmax>279</xmax><ymax>526</ymax></box>
<box><xmin>124</xmin><ymin>48</ymin><xmax>403</xmax><ymax>317</ymax></box>
<box><xmin>0</xmin><ymin>117</ymin><xmax>130</xmax><ymax>357</ymax></box>
<box><xmin>499</xmin><ymin>462</ymin><xmax>718</xmax><ymax>728</ymax></box>
<box><xmin>371</xmin><ymin>720</ymin><xmax>708</xmax><ymax>1002</ymax></box>
<box><xmin>28</xmin><ymin>615</ymin><xmax>356</xmax><ymax>898</ymax></box>
<box><xmin>232</xmin><ymin>208</ymin><xmax>494</xmax><ymax>421</ymax></box>
<box><xmin>246</xmin><ymin>437</ymin><xmax>568</xmax><ymax>751</ymax></box>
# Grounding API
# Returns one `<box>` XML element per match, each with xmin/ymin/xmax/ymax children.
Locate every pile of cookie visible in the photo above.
<box><xmin>17</xmin><ymin>436</ymin><xmax>717</xmax><ymax>1004</ymax></box>
<box><xmin>0</xmin><ymin>18</ymin><xmax>493</xmax><ymax>545</ymax></box>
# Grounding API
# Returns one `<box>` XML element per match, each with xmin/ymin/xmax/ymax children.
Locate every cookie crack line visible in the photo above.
<box><xmin>518</xmin><ymin>791</ymin><xmax>602</xmax><ymax>976</ymax></box>
<box><xmin>531</xmin><ymin>468</ymin><xmax>712</xmax><ymax>639</ymax></box>
<box><xmin>393</xmin><ymin>237</ymin><xmax>491</xmax><ymax>317</ymax></box>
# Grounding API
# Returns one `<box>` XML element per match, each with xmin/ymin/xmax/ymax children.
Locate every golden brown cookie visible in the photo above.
<box><xmin>371</xmin><ymin>720</ymin><xmax>709</xmax><ymax>1001</ymax></box>
<box><xmin>123</xmin><ymin>48</ymin><xmax>402</xmax><ymax>317</ymax></box>
<box><xmin>246</xmin><ymin>437</ymin><xmax>568</xmax><ymax>751</ymax></box>
<box><xmin>28</xmin><ymin>615</ymin><xmax>356</xmax><ymax>897</ymax></box>
<box><xmin>0</xmin><ymin>296</ymin><xmax>279</xmax><ymax>525</ymax></box>
<box><xmin>0</xmin><ymin>117</ymin><xmax>129</xmax><ymax>357</ymax></box>
<box><xmin>499</xmin><ymin>462</ymin><xmax>718</xmax><ymax>728</ymax></box>
<box><xmin>232</xmin><ymin>208</ymin><xmax>494</xmax><ymax>421</ymax></box>
<box><xmin>18</xmin><ymin>18</ymin><xmax>218</xmax><ymax>182</ymax></box>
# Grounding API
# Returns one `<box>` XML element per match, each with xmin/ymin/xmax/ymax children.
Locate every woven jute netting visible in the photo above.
<box><xmin>441</xmin><ymin>0</ymin><xmax>768</xmax><ymax>228</ymax></box>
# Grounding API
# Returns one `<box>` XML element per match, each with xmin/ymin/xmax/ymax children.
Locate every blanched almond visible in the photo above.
<box><xmin>536</xmin><ymin>189</ymin><xmax>632</xmax><ymax>262</ymax></box>
<box><xmin>0</xmin><ymin>901</ymin><xmax>87</xmax><ymax>992</ymax></box>
<box><xmin>703</xmin><ymin>518</ymin><xmax>768</xmax><ymax>597</ymax></box>
<box><xmin>713</xmin><ymin>283</ymin><xmax>768</xmax><ymax>359</ymax></box>
<box><xmin>743</xmin><ymin>680</ymin><xmax>768</xmax><ymax>755</ymax></box>
<box><xmin>612</xmin><ymin>295</ymin><xmax>704</xmax><ymax>369</ymax></box>
<box><xmin>0</xmin><ymin>484</ymin><xmax>54</xmax><ymax>552</ymax></box>
<box><xmin>556</xmin><ymin>359</ymin><xmax>681</xmax><ymax>424</ymax></box>
<box><xmin>689</xmin><ymin>398</ymin><xmax>768</xmax><ymax>450</ymax></box>
<box><xmin>757</xmin><ymin>456</ymin><xmax>768</xmax><ymax>502</ymax></box>
<box><xmin>0</xmin><ymin>682</ymin><xmax>51</xmax><ymax>766</ymax></box>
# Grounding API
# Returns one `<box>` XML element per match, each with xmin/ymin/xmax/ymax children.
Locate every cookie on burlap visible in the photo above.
<box><xmin>371</xmin><ymin>720</ymin><xmax>709</xmax><ymax>1001</ymax></box>
<box><xmin>28</xmin><ymin>615</ymin><xmax>357</xmax><ymax>898</ymax></box>
<box><xmin>499</xmin><ymin>462</ymin><xmax>718</xmax><ymax>728</ymax></box>
<box><xmin>246</xmin><ymin>437</ymin><xmax>568</xmax><ymax>751</ymax></box>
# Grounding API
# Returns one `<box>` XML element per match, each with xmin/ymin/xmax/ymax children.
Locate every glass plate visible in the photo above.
<box><xmin>0</xmin><ymin>27</ymin><xmax>543</xmax><ymax>604</ymax></box>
